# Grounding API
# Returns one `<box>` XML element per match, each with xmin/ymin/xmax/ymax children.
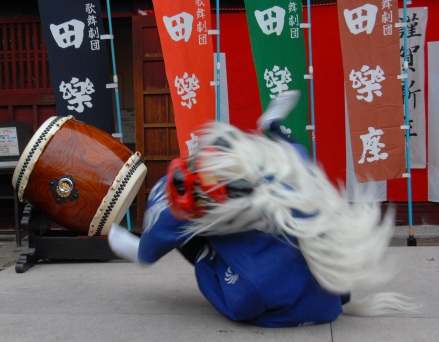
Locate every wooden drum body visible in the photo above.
<box><xmin>12</xmin><ymin>116</ymin><xmax>147</xmax><ymax>236</ymax></box>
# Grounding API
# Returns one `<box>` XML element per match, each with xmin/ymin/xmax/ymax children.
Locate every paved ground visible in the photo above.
<box><xmin>0</xmin><ymin>236</ymin><xmax>28</xmax><ymax>271</ymax></box>
<box><xmin>1</xmin><ymin>225</ymin><xmax>438</xmax><ymax>270</ymax></box>
<box><xmin>0</xmin><ymin>244</ymin><xmax>438</xmax><ymax>342</ymax></box>
<box><xmin>1</xmin><ymin>226</ymin><xmax>439</xmax><ymax>341</ymax></box>
<box><xmin>391</xmin><ymin>225</ymin><xmax>439</xmax><ymax>246</ymax></box>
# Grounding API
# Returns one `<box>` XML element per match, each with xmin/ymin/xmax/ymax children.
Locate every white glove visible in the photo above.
<box><xmin>108</xmin><ymin>223</ymin><xmax>140</xmax><ymax>263</ymax></box>
<box><xmin>257</xmin><ymin>90</ymin><xmax>301</xmax><ymax>131</ymax></box>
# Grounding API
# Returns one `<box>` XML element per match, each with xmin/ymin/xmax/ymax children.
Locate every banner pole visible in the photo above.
<box><xmin>402</xmin><ymin>0</ymin><xmax>415</xmax><ymax>245</ymax></box>
<box><xmin>215</xmin><ymin>0</ymin><xmax>221</xmax><ymax>122</ymax></box>
<box><xmin>105</xmin><ymin>0</ymin><xmax>132</xmax><ymax>232</ymax></box>
<box><xmin>306</xmin><ymin>0</ymin><xmax>317</xmax><ymax>165</ymax></box>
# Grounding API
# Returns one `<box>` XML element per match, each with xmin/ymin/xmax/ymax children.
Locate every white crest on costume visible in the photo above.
<box><xmin>225</xmin><ymin>267</ymin><xmax>239</xmax><ymax>284</ymax></box>
<box><xmin>280</xmin><ymin>125</ymin><xmax>292</xmax><ymax>137</ymax></box>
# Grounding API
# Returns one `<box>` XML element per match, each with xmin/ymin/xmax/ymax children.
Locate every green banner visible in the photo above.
<box><xmin>244</xmin><ymin>0</ymin><xmax>310</xmax><ymax>150</ymax></box>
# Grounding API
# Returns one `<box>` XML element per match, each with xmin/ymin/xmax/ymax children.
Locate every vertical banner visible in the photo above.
<box><xmin>244</xmin><ymin>0</ymin><xmax>310</xmax><ymax>150</ymax></box>
<box><xmin>428</xmin><ymin>42</ymin><xmax>439</xmax><ymax>202</ymax></box>
<box><xmin>345</xmin><ymin>90</ymin><xmax>387</xmax><ymax>202</ymax></box>
<box><xmin>214</xmin><ymin>53</ymin><xmax>230</xmax><ymax>124</ymax></box>
<box><xmin>152</xmin><ymin>0</ymin><xmax>215</xmax><ymax>158</ymax></box>
<box><xmin>38</xmin><ymin>0</ymin><xmax>114</xmax><ymax>133</ymax></box>
<box><xmin>338</xmin><ymin>0</ymin><xmax>405</xmax><ymax>182</ymax></box>
<box><xmin>398</xmin><ymin>7</ymin><xmax>428</xmax><ymax>169</ymax></box>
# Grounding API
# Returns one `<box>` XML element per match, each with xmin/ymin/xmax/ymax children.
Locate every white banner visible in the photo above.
<box><xmin>345</xmin><ymin>88</ymin><xmax>387</xmax><ymax>202</ymax></box>
<box><xmin>399</xmin><ymin>7</ymin><xmax>428</xmax><ymax>168</ymax></box>
<box><xmin>428</xmin><ymin>41</ymin><xmax>439</xmax><ymax>202</ymax></box>
<box><xmin>347</xmin><ymin>37</ymin><xmax>438</xmax><ymax>203</ymax></box>
<box><xmin>213</xmin><ymin>53</ymin><xmax>230</xmax><ymax>124</ymax></box>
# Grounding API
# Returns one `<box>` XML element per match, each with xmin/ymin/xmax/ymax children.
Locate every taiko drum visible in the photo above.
<box><xmin>12</xmin><ymin>116</ymin><xmax>147</xmax><ymax>236</ymax></box>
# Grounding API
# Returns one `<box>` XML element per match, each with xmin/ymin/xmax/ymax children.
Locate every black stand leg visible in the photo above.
<box><xmin>15</xmin><ymin>205</ymin><xmax>50</xmax><ymax>273</ymax></box>
<box><xmin>407</xmin><ymin>236</ymin><xmax>417</xmax><ymax>246</ymax></box>
<box><xmin>15</xmin><ymin>247</ymin><xmax>39</xmax><ymax>273</ymax></box>
<box><xmin>406</xmin><ymin>226</ymin><xmax>417</xmax><ymax>247</ymax></box>
<box><xmin>15</xmin><ymin>205</ymin><xmax>120</xmax><ymax>273</ymax></box>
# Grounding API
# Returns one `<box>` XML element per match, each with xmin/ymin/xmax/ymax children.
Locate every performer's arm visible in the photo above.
<box><xmin>108</xmin><ymin>177</ymin><xmax>207</xmax><ymax>265</ymax></box>
<box><xmin>267</xmin><ymin>121</ymin><xmax>309</xmax><ymax>160</ymax></box>
<box><xmin>257</xmin><ymin>90</ymin><xmax>309</xmax><ymax>160</ymax></box>
<box><xmin>137</xmin><ymin>177</ymin><xmax>190</xmax><ymax>264</ymax></box>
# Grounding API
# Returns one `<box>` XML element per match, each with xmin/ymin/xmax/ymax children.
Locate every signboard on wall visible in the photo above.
<box><xmin>120</xmin><ymin>109</ymin><xmax>135</xmax><ymax>144</ymax></box>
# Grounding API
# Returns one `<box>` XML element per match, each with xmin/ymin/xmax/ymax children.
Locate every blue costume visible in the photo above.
<box><xmin>138</xmin><ymin>176</ymin><xmax>349</xmax><ymax>328</ymax></box>
<box><xmin>110</xmin><ymin>91</ymin><xmax>414</xmax><ymax>324</ymax></box>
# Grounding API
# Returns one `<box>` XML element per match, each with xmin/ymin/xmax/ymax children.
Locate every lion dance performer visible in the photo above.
<box><xmin>108</xmin><ymin>91</ymin><xmax>419</xmax><ymax>327</ymax></box>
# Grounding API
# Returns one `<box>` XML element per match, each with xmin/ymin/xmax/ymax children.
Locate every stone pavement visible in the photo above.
<box><xmin>0</xmin><ymin>236</ymin><xmax>28</xmax><ymax>271</ymax></box>
<box><xmin>1</xmin><ymin>224</ymin><xmax>438</xmax><ymax>270</ymax></box>
<box><xmin>391</xmin><ymin>225</ymin><xmax>439</xmax><ymax>246</ymax></box>
<box><xmin>0</xmin><ymin>231</ymin><xmax>439</xmax><ymax>342</ymax></box>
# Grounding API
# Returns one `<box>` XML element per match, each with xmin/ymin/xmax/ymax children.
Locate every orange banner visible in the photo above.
<box><xmin>338</xmin><ymin>0</ymin><xmax>406</xmax><ymax>182</ymax></box>
<box><xmin>152</xmin><ymin>0</ymin><xmax>215</xmax><ymax>158</ymax></box>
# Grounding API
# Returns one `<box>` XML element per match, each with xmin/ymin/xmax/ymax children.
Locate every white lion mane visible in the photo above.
<box><xmin>185</xmin><ymin>122</ymin><xmax>391</xmax><ymax>293</ymax></box>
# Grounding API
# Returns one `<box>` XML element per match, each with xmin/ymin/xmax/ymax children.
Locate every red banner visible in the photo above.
<box><xmin>338</xmin><ymin>0</ymin><xmax>406</xmax><ymax>182</ymax></box>
<box><xmin>152</xmin><ymin>0</ymin><xmax>215</xmax><ymax>158</ymax></box>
